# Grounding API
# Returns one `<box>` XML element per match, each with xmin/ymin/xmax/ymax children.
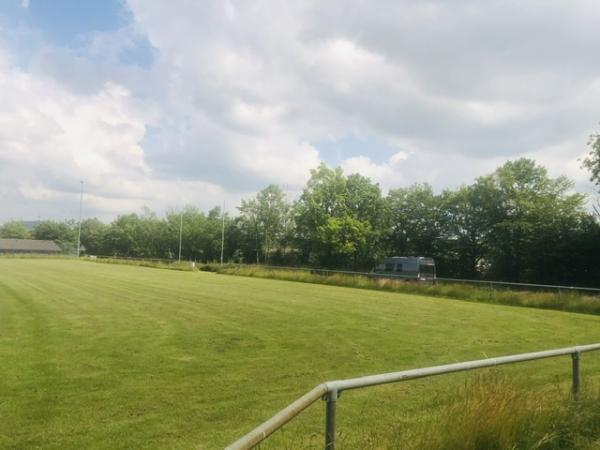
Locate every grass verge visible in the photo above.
<box><xmin>0</xmin><ymin>254</ymin><xmax>73</xmax><ymax>259</ymax></box>
<box><xmin>82</xmin><ymin>256</ymin><xmax>197</xmax><ymax>271</ymax></box>
<box><xmin>201</xmin><ymin>264</ymin><xmax>600</xmax><ymax>316</ymax></box>
<box><xmin>356</xmin><ymin>376</ymin><xmax>600</xmax><ymax>450</ymax></box>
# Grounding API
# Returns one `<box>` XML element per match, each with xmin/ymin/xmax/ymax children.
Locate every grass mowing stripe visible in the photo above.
<box><xmin>0</xmin><ymin>259</ymin><xmax>599</xmax><ymax>448</ymax></box>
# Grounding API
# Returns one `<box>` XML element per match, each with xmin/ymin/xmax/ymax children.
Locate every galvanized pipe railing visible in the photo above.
<box><xmin>226</xmin><ymin>343</ymin><xmax>600</xmax><ymax>450</ymax></box>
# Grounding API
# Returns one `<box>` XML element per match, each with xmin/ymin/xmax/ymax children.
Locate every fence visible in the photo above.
<box><xmin>435</xmin><ymin>276</ymin><xmax>600</xmax><ymax>295</ymax></box>
<box><xmin>91</xmin><ymin>255</ymin><xmax>184</xmax><ymax>264</ymax></box>
<box><xmin>85</xmin><ymin>258</ymin><xmax>600</xmax><ymax>295</ymax></box>
<box><xmin>87</xmin><ymin>255</ymin><xmax>199</xmax><ymax>268</ymax></box>
<box><xmin>226</xmin><ymin>343</ymin><xmax>600</xmax><ymax>450</ymax></box>
<box><xmin>238</xmin><ymin>264</ymin><xmax>600</xmax><ymax>295</ymax></box>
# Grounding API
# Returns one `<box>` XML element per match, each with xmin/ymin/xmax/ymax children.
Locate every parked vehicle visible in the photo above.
<box><xmin>373</xmin><ymin>256</ymin><xmax>436</xmax><ymax>282</ymax></box>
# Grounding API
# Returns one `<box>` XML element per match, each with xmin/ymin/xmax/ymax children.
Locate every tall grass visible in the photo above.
<box><xmin>274</xmin><ymin>376</ymin><xmax>600</xmax><ymax>449</ymax></box>
<box><xmin>0</xmin><ymin>253</ymin><xmax>73</xmax><ymax>259</ymax></box>
<box><xmin>82</xmin><ymin>256</ymin><xmax>197</xmax><ymax>272</ymax></box>
<box><xmin>201</xmin><ymin>264</ymin><xmax>600</xmax><ymax>315</ymax></box>
<box><xmin>370</xmin><ymin>377</ymin><xmax>600</xmax><ymax>450</ymax></box>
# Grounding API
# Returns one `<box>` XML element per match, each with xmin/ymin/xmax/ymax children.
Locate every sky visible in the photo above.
<box><xmin>1</xmin><ymin>0</ymin><xmax>599</xmax><ymax>222</ymax></box>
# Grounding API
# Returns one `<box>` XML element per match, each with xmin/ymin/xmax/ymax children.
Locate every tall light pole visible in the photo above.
<box><xmin>220</xmin><ymin>202</ymin><xmax>225</xmax><ymax>265</ymax></box>
<box><xmin>76</xmin><ymin>180</ymin><xmax>84</xmax><ymax>258</ymax></box>
<box><xmin>178</xmin><ymin>212</ymin><xmax>183</xmax><ymax>263</ymax></box>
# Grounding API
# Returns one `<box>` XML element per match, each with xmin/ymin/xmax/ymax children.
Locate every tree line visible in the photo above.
<box><xmin>2</xmin><ymin>157</ymin><xmax>600</xmax><ymax>286</ymax></box>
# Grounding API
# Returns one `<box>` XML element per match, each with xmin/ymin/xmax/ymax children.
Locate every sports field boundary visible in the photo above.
<box><xmin>227</xmin><ymin>343</ymin><xmax>600</xmax><ymax>450</ymax></box>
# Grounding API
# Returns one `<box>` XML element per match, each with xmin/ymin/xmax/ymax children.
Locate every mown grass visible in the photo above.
<box><xmin>203</xmin><ymin>264</ymin><xmax>600</xmax><ymax>316</ymax></box>
<box><xmin>0</xmin><ymin>259</ymin><xmax>599</xmax><ymax>449</ymax></box>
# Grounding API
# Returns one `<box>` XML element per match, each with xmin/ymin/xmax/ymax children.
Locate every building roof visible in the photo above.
<box><xmin>0</xmin><ymin>239</ymin><xmax>61</xmax><ymax>252</ymax></box>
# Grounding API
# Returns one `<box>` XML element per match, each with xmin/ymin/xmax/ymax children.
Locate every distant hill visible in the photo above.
<box><xmin>22</xmin><ymin>221</ymin><xmax>42</xmax><ymax>230</ymax></box>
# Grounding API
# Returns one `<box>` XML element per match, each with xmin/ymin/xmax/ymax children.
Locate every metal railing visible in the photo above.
<box><xmin>226</xmin><ymin>343</ymin><xmax>600</xmax><ymax>450</ymax></box>
<box><xmin>249</xmin><ymin>264</ymin><xmax>600</xmax><ymax>294</ymax></box>
<box><xmin>435</xmin><ymin>276</ymin><xmax>600</xmax><ymax>294</ymax></box>
<box><xmin>85</xmin><ymin>259</ymin><xmax>600</xmax><ymax>294</ymax></box>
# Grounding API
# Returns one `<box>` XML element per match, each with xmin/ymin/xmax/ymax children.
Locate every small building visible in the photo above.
<box><xmin>0</xmin><ymin>239</ymin><xmax>62</xmax><ymax>255</ymax></box>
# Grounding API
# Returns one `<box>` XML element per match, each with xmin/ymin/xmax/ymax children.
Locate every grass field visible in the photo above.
<box><xmin>1</xmin><ymin>259</ymin><xmax>599</xmax><ymax>449</ymax></box>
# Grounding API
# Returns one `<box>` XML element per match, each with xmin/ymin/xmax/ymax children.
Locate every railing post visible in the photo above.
<box><xmin>324</xmin><ymin>389</ymin><xmax>338</xmax><ymax>450</ymax></box>
<box><xmin>571</xmin><ymin>352</ymin><xmax>580</xmax><ymax>399</ymax></box>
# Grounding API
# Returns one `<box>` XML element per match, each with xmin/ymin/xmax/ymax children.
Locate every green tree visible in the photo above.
<box><xmin>105</xmin><ymin>213</ymin><xmax>154</xmax><ymax>257</ymax></box>
<box><xmin>476</xmin><ymin>158</ymin><xmax>586</xmax><ymax>282</ymax></box>
<box><xmin>79</xmin><ymin>218</ymin><xmax>109</xmax><ymax>255</ymax></box>
<box><xmin>181</xmin><ymin>208</ymin><xmax>201</xmax><ymax>261</ymax></box>
<box><xmin>583</xmin><ymin>131</ymin><xmax>600</xmax><ymax>189</ymax></box>
<box><xmin>238</xmin><ymin>199</ymin><xmax>261</xmax><ymax>263</ymax></box>
<box><xmin>33</xmin><ymin>220</ymin><xmax>76</xmax><ymax>242</ymax></box>
<box><xmin>167</xmin><ymin>206</ymin><xmax>231</xmax><ymax>263</ymax></box>
<box><xmin>238</xmin><ymin>185</ymin><xmax>290</xmax><ymax>263</ymax></box>
<box><xmin>443</xmin><ymin>185</ymin><xmax>494</xmax><ymax>278</ymax></box>
<box><xmin>32</xmin><ymin>220</ymin><xmax>78</xmax><ymax>253</ymax></box>
<box><xmin>316</xmin><ymin>215</ymin><xmax>369</xmax><ymax>264</ymax></box>
<box><xmin>295</xmin><ymin>164</ymin><xmax>385</xmax><ymax>269</ymax></box>
<box><xmin>385</xmin><ymin>183</ymin><xmax>448</xmax><ymax>257</ymax></box>
<box><xmin>256</xmin><ymin>185</ymin><xmax>290</xmax><ymax>263</ymax></box>
<box><xmin>0</xmin><ymin>221</ymin><xmax>31</xmax><ymax>239</ymax></box>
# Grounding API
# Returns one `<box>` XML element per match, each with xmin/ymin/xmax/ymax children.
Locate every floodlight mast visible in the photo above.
<box><xmin>76</xmin><ymin>180</ymin><xmax>84</xmax><ymax>258</ymax></box>
<box><xmin>220</xmin><ymin>202</ymin><xmax>225</xmax><ymax>265</ymax></box>
<box><xmin>178</xmin><ymin>212</ymin><xmax>183</xmax><ymax>263</ymax></box>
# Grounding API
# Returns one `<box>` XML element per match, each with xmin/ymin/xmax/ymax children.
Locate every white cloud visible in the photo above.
<box><xmin>342</xmin><ymin>151</ymin><xmax>409</xmax><ymax>191</ymax></box>
<box><xmin>127</xmin><ymin>0</ymin><xmax>600</xmax><ymax>150</ymax></box>
<box><xmin>2</xmin><ymin>0</ymin><xmax>600</xmax><ymax>220</ymax></box>
<box><xmin>0</xmin><ymin>50</ymin><xmax>236</xmax><ymax>220</ymax></box>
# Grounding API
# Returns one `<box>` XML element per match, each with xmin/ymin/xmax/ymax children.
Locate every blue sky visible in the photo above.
<box><xmin>0</xmin><ymin>0</ymin><xmax>154</xmax><ymax>67</ymax></box>
<box><xmin>315</xmin><ymin>135</ymin><xmax>399</xmax><ymax>167</ymax></box>
<box><xmin>0</xmin><ymin>0</ymin><xmax>599</xmax><ymax>221</ymax></box>
<box><xmin>2</xmin><ymin>0</ymin><xmax>126</xmax><ymax>43</ymax></box>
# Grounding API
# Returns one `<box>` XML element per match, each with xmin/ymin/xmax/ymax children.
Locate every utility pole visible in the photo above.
<box><xmin>178</xmin><ymin>212</ymin><xmax>183</xmax><ymax>263</ymax></box>
<box><xmin>76</xmin><ymin>180</ymin><xmax>84</xmax><ymax>258</ymax></box>
<box><xmin>220</xmin><ymin>202</ymin><xmax>225</xmax><ymax>265</ymax></box>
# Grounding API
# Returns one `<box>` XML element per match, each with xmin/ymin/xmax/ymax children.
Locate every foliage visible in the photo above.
<box><xmin>0</xmin><ymin>220</ymin><xmax>31</xmax><ymax>239</ymax></box>
<box><xmin>583</xmin><ymin>131</ymin><xmax>600</xmax><ymax>189</ymax></box>
<box><xmin>294</xmin><ymin>164</ymin><xmax>385</xmax><ymax>269</ymax></box>
<box><xmin>33</xmin><ymin>219</ymin><xmax>78</xmax><ymax>253</ymax></box>
<box><xmin>32</xmin><ymin>219</ymin><xmax>76</xmax><ymax>242</ymax></box>
<box><xmin>238</xmin><ymin>185</ymin><xmax>290</xmax><ymax>263</ymax></box>
<box><xmin>4</xmin><ymin>157</ymin><xmax>600</xmax><ymax>285</ymax></box>
<box><xmin>385</xmin><ymin>183</ymin><xmax>454</xmax><ymax>275</ymax></box>
<box><xmin>475</xmin><ymin>159</ymin><xmax>587</xmax><ymax>283</ymax></box>
<box><xmin>442</xmin><ymin>185</ymin><xmax>491</xmax><ymax>278</ymax></box>
<box><xmin>79</xmin><ymin>218</ymin><xmax>109</xmax><ymax>255</ymax></box>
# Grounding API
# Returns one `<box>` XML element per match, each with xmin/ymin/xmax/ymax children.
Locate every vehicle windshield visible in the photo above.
<box><xmin>420</xmin><ymin>264</ymin><xmax>435</xmax><ymax>275</ymax></box>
